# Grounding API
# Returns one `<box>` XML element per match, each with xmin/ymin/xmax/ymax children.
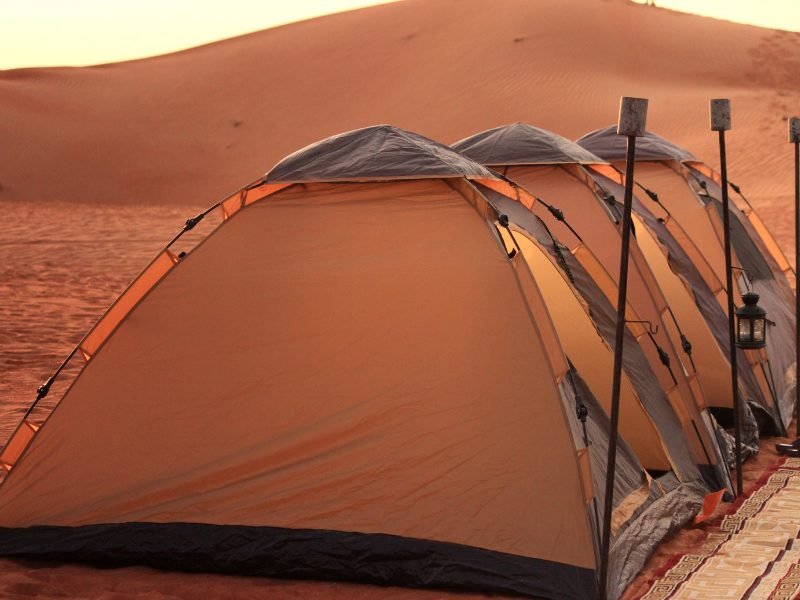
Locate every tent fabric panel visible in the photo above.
<box><xmin>78</xmin><ymin>250</ymin><xmax>178</xmax><ymax>360</ymax></box>
<box><xmin>505</xmin><ymin>166</ymin><xmax>671</xmax><ymax>331</ymax></box>
<box><xmin>683</xmin><ymin>158</ymin><xmax>790</xmax><ymax>281</ymax></box>
<box><xmin>472</xmin><ymin>177</ymin><xmax>535</xmax><ymax>210</ymax></box>
<box><xmin>745</xmin><ymin>208</ymin><xmax>794</xmax><ymax>284</ymax></box>
<box><xmin>575</xmin><ymin>169</ymin><xmax>721</xmax><ymax>414</ymax></box>
<box><xmin>481</xmin><ymin>191</ymin><xmax>702</xmax><ymax>485</ymax></box>
<box><xmin>708</xmin><ymin>195</ymin><xmax>795</xmax><ymax>429</ymax></box>
<box><xmin>571</xmin><ymin>244</ymin><xmax>646</xmax><ymax>338</ymax></box>
<box><xmin>587</xmin><ymin>164</ymin><xmax>624</xmax><ymax>186</ymax></box>
<box><xmin>607</xmin><ymin>482</ymin><xmax>704</xmax><ymax>600</ymax></box>
<box><xmin>0</xmin><ymin>179</ymin><xmax>595</xmax><ymax>570</ymax></box>
<box><xmin>571</xmin><ymin>249</ymin><xmax>726</xmax><ymax>489</ymax></box>
<box><xmin>563</xmin><ymin>367</ymin><xmax>648</xmax><ymax>517</ymax></box>
<box><xmin>662</xmin><ymin>216</ymin><xmax>724</xmax><ymax>299</ymax></box>
<box><xmin>265</xmin><ymin>125</ymin><xmax>493</xmax><ymax>183</ymax></box>
<box><xmin>506</xmin><ymin>239</ymin><xmax>570</xmax><ymax>381</ymax></box>
<box><xmin>694</xmin><ymin>178</ymin><xmax>794</xmax><ymax>430</ymax></box>
<box><xmin>452</xmin><ymin>123</ymin><xmax>604</xmax><ymax>166</ymax></box>
<box><xmin>0</xmin><ymin>421</ymin><xmax>38</xmax><ymax>471</ymax></box>
<box><xmin>709</xmin><ymin>199</ymin><xmax>773</xmax><ymax>282</ymax></box>
<box><xmin>519</xmin><ymin>235</ymin><xmax>670</xmax><ymax>471</ymax></box>
<box><xmin>688</xmin><ymin>160</ymin><xmax>793</xmax><ymax>281</ymax></box>
<box><xmin>243</xmin><ymin>182</ymin><xmax>292</xmax><ymax>207</ymax></box>
<box><xmin>576</xmin><ymin>127</ymin><xmax>697</xmax><ymax>162</ymax></box>
<box><xmin>0</xmin><ymin>522</ymin><xmax>599</xmax><ymax>600</ymax></box>
<box><xmin>631</xmin><ymin>162</ymin><xmax>728</xmax><ymax>282</ymax></box>
<box><xmin>220</xmin><ymin>189</ymin><xmax>245</xmax><ymax>219</ymax></box>
<box><xmin>745</xmin><ymin>277</ymin><xmax>796</xmax><ymax>431</ymax></box>
<box><xmin>632</xmin><ymin>213</ymin><xmax>733</xmax><ymax>408</ymax></box>
<box><xmin>577</xmin><ymin>448</ymin><xmax>594</xmax><ymax>505</ymax></box>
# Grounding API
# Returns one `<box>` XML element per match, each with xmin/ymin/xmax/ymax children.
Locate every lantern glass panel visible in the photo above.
<box><xmin>738</xmin><ymin>319</ymin><xmax>752</xmax><ymax>342</ymax></box>
<box><xmin>753</xmin><ymin>318</ymin><xmax>765</xmax><ymax>343</ymax></box>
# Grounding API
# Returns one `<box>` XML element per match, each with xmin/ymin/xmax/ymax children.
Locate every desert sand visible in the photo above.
<box><xmin>1</xmin><ymin>0</ymin><xmax>799</xmax><ymax>597</ymax></box>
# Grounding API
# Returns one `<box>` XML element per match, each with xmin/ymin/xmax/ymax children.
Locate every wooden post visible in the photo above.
<box><xmin>790</xmin><ymin>116</ymin><xmax>800</xmax><ymax>438</ymax></box>
<box><xmin>712</xmin><ymin>98</ymin><xmax>743</xmax><ymax>497</ymax></box>
<box><xmin>599</xmin><ymin>96</ymin><xmax>647</xmax><ymax>600</ymax></box>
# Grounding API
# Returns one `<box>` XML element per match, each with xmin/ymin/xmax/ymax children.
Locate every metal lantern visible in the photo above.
<box><xmin>736</xmin><ymin>291</ymin><xmax>767</xmax><ymax>349</ymax></box>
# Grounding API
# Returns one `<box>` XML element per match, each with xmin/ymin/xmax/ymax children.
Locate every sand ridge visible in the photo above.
<box><xmin>0</xmin><ymin>1</ymin><xmax>798</xmax><ymax>226</ymax></box>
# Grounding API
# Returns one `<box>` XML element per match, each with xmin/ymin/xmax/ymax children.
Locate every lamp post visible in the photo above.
<box><xmin>599</xmin><ymin>96</ymin><xmax>647</xmax><ymax>600</ymax></box>
<box><xmin>711</xmin><ymin>98</ymin><xmax>744</xmax><ymax>497</ymax></box>
<box><xmin>791</xmin><ymin>117</ymin><xmax>800</xmax><ymax>438</ymax></box>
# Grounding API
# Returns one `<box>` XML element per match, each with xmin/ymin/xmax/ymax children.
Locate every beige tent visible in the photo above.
<box><xmin>453</xmin><ymin>123</ymin><xmax>732</xmax><ymax>492</ymax></box>
<box><xmin>0</xmin><ymin>126</ymin><xmax>707</xmax><ymax>600</ymax></box>
<box><xmin>578</xmin><ymin>127</ymin><xmax>796</xmax><ymax>437</ymax></box>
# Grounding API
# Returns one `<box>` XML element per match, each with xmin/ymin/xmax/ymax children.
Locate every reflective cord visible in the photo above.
<box><xmin>496</xmin><ymin>173</ymin><xmax>586</xmax><ymax>243</ymax></box>
<box><xmin>627</xmin><ymin>319</ymin><xmax>678</xmax><ymax>385</ymax></box>
<box><xmin>729</xmin><ymin>180</ymin><xmax>747</xmax><ymax>202</ymax></box>
<box><xmin>634</xmin><ymin>181</ymin><xmax>672</xmax><ymax>218</ymax></box>
<box><xmin>666</xmin><ymin>306</ymin><xmax>696</xmax><ymax>373</ymax></box>
<box><xmin>23</xmin><ymin>347</ymin><xmax>78</xmax><ymax>420</ymax></box>
<box><xmin>534</xmin><ymin>196</ymin><xmax>584</xmax><ymax>243</ymax></box>
<box><xmin>539</xmin><ymin>218</ymin><xmax>576</xmax><ymax>285</ymax></box>
<box><xmin>565</xmin><ymin>365</ymin><xmax>602</xmax><ymax>550</ymax></box>
<box><xmin>566</xmin><ymin>367</ymin><xmax>590</xmax><ymax>446</ymax></box>
<box><xmin>648</xmin><ymin>331</ymin><xmax>678</xmax><ymax>386</ymax></box>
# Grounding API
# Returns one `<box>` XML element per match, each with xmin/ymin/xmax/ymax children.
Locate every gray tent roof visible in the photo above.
<box><xmin>265</xmin><ymin>125</ymin><xmax>495</xmax><ymax>183</ymax></box>
<box><xmin>576</xmin><ymin>126</ymin><xmax>697</xmax><ymax>162</ymax></box>
<box><xmin>452</xmin><ymin>123</ymin><xmax>604</xmax><ymax>166</ymax></box>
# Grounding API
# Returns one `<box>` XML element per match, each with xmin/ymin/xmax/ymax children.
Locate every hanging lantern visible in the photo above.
<box><xmin>735</xmin><ymin>291</ymin><xmax>767</xmax><ymax>350</ymax></box>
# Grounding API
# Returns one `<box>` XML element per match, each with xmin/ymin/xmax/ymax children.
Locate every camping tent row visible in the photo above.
<box><xmin>0</xmin><ymin>124</ymin><xmax>794</xmax><ymax>600</ymax></box>
<box><xmin>576</xmin><ymin>127</ymin><xmax>796</xmax><ymax>442</ymax></box>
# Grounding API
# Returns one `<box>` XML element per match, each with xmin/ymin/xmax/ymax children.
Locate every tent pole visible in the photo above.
<box><xmin>711</xmin><ymin>99</ymin><xmax>743</xmax><ymax>497</ymax></box>
<box><xmin>599</xmin><ymin>96</ymin><xmax>647</xmax><ymax>600</ymax></box>
<box><xmin>791</xmin><ymin>117</ymin><xmax>800</xmax><ymax>438</ymax></box>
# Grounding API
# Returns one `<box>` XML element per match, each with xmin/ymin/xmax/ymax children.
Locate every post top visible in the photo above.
<box><xmin>789</xmin><ymin>117</ymin><xmax>800</xmax><ymax>143</ymax></box>
<box><xmin>617</xmin><ymin>97</ymin><xmax>648</xmax><ymax>137</ymax></box>
<box><xmin>710</xmin><ymin>99</ymin><xmax>731</xmax><ymax>131</ymax></box>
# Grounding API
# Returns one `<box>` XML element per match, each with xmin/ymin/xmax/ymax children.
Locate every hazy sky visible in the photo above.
<box><xmin>1</xmin><ymin>0</ymin><xmax>798</xmax><ymax>70</ymax></box>
<box><xmin>632</xmin><ymin>0</ymin><xmax>800</xmax><ymax>31</ymax></box>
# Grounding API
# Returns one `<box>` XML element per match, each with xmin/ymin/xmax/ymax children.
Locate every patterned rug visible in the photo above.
<box><xmin>641</xmin><ymin>458</ymin><xmax>800</xmax><ymax>600</ymax></box>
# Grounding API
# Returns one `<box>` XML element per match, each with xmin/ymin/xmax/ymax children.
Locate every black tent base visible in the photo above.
<box><xmin>0</xmin><ymin>522</ymin><xmax>598</xmax><ymax>600</ymax></box>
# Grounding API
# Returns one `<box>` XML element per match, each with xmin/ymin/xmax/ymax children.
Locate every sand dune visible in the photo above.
<box><xmin>1</xmin><ymin>0</ymin><xmax>799</xmax><ymax>598</ymax></box>
<box><xmin>1</xmin><ymin>0</ymin><xmax>798</xmax><ymax>235</ymax></box>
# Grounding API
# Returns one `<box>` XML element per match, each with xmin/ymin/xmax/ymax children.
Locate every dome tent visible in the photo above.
<box><xmin>578</xmin><ymin>126</ymin><xmax>796</xmax><ymax>436</ymax></box>
<box><xmin>0</xmin><ymin>125</ymin><xmax>698</xmax><ymax>599</ymax></box>
<box><xmin>454</xmin><ymin>123</ymin><xmax>733</xmax><ymax>492</ymax></box>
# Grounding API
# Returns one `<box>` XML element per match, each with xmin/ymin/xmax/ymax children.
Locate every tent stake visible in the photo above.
<box><xmin>712</xmin><ymin>99</ymin><xmax>743</xmax><ymax>497</ymax></box>
<box><xmin>791</xmin><ymin>117</ymin><xmax>800</xmax><ymax>438</ymax></box>
<box><xmin>599</xmin><ymin>96</ymin><xmax>647</xmax><ymax>600</ymax></box>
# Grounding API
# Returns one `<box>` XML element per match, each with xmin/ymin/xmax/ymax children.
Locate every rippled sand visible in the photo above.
<box><xmin>0</xmin><ymin>200</ymin><xmax>202</xmax><ymax>441</ymax></box>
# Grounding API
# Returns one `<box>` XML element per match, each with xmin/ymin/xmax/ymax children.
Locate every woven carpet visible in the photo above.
<box><xmin>640</xmin><ymin>457</ymin><xmax>800</xmax><ymax>600</ymax></box>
